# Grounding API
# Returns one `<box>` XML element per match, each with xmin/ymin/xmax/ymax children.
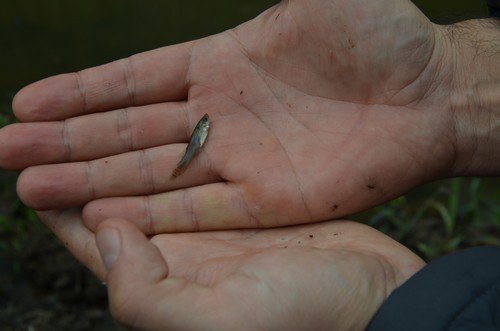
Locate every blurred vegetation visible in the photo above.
<box><xmin>0</xmin><ymin>169</ymin><xmax>40</xmax><ymax>273</ymax></box>
<box><xmin>358</xmin><ymin>178</ymin><xmax>500</xmax><ymax>261</ymax></box>
<box><xmin>0</xmin><ymin>106</ymin><xmax>48</xmax><ymax>328</ymax></box>
<box><xmin>0</xmin><ymin>103</ymin><xmax>26</xmax><ymax>267</ymax></box>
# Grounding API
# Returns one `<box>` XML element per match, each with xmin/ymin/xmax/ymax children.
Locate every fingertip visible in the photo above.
<box><xmin>12</xmin><ymin>87</ymin><xmax>28</xmax><ymax>121</ymax></box>
<box><xmin>96</xmin><ymin>225</ymin><xmax>121</xmax><ymax>271</ymax></box>
<box><xmin>0</xmin><ymin>124</ymin><xmax>21</xmax><ymax>170</ymax></box>
<box><xmin>82</xmin><ymin>202</ymin><xmax>106</xmax><ymax>231</ymax></box>
<box><xmin>0</xmin><ymin>122</ymin><xmax>68</xmax><ymax>170</ymax></box>
<box><xmin>16</xmin><ymin>167</ymin><xmax>56</xmax><ymax>210</ymax></box>
<box><xmin>13</xmin><ymin>74</ymin><xmax>80</xmax><ymax>122</ymax></box>
<box><xmin>100</xmin><ymin>217</ymin><xmax>170</xmax><ymax>329</ymax></box>
<box><xmin>12</xmin><ymin>80</ymin><xmax>48</xmax><ymax>122</ymax></box>
<box><xmin>96</xmin><ymin>217</ymin><xmax>169</xmax><ymax>285</ymax></box>
<box><xmin>16</xmin><ymin>167</ymin><xmax>42</xmax><ymax>209</ymax></box>
<box><xmin>17</xmin><ymin>165</ymin><xmax>86</xmax><ymax>210</ymax></box>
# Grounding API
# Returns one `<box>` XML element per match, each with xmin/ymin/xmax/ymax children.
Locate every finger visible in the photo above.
<box><xmin>97</xmin><ymin>218</ymin><xmax>211</xmax><ymax>329</ymax></box>
<box><xmin>13</xmin><ymin>41</ymin><xmax>194</xmax><ymax>122</ymax></box>
<box><xmin>37</xmin><ymin>209</ymin><xmax>107</xmax><ymax>280</ymax></box>
<box><xmin>0</xmin><ymin>122</ymin><xmax>69</xmax><ymax>170</ymax></box>
<box><xmin>83</xmin><ymin>182</ymin><xmax>256</xmax><ymax>234</ymax></box>
<box><xmin>0</xmin><ymin>102</ymin><xmax>190</xmax><ymax>170</ymax></box>
<box><xmin>17</xmin><ymin>144</ymin><xmax>220</xmax><ymax>210</ymax></box>
<box><xmin>96</xmin><ymin>218</ymin><xmax>169</xmax><ymax>281</ymax></box>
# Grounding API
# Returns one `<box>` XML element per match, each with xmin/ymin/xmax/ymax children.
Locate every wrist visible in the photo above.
<box><xmin>443</xmin><ymin>19</ymin><xmax>500</xmax><ymax>176</ymax></box>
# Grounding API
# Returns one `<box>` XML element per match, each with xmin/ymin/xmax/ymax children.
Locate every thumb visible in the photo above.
<box><xmin>95</xmin><ymin>218</ymin><xmax>169</xmax><ymax>327</ymax></box>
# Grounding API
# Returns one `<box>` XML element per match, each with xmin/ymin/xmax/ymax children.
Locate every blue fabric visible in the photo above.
<box><xmin>367</xmin><ymin>247</ymin><xmax>500</xmax><ymax>331</ymax></box>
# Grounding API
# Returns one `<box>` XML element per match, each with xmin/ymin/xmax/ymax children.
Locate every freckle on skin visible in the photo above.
<box><xmin>367</xmin><ymin>185</ymin><xmax>375</xmax><ymax>190</ymax></box>
<box><xmin>240</xmin><ymin>90</ymin><xmax>243</xmax><ymax>95</ymax></box>
<box><xmin>309</xmin><ymin>234</ymin><xmax>314</xmax><ymax>238</ymax></box>
<box><xmin>329</xmin><ymin>51</ymin><xmax>337</xmax><ymax>63</ymax></box>
<box><xmin>332</xmin><ymin>204</ymin><xmax>339</xmax><ymax>212</ymax></box>
<box><xmin>348</xmin><ymin>38</ymin><xmax>355</xmax><ymax>49</ymax></box>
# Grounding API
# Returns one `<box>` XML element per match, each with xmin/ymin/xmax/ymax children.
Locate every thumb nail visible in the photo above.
<box><xmin>96</xmin><ymin>228</ymin><xmax>121</xmax><ymax>271</ymax></box>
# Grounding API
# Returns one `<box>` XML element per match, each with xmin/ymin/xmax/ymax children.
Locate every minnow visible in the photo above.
<box><xmin>171</xmin><ymin>113</ymin><xmax>210</xmax><ymax>179</ymax></box>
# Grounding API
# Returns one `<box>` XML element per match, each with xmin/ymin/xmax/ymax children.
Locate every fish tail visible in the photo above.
<box><xmin>170</xmin><ymin>165</ymin><xmax>185</xmax><ymax>180</ymax></box>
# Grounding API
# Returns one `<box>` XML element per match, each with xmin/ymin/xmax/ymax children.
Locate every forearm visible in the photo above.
<box><xmin>444</xmin><ymin>18</ymin><xmax>500</xmax><ymax>176</ymax></box>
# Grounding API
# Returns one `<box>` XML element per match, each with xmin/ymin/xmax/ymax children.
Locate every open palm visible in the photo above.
<box><xmin>38</xmin><ymin>211</ymin><xmax>424</xmax><ymax>330</ymax></box>
<box><xmin>2</xmin><ymin>0</ymin><xmax>456</xmax><ymax>233</ymax></box>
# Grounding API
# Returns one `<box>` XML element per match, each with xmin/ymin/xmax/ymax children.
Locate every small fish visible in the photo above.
<box><xmin>171</xmin><ymin>113</ymin><xmax>210</xmax><ymax>179</ymax></box>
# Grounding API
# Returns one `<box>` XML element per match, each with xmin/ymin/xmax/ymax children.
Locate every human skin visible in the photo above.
<box><xmin>38</xmin><ymin>210</ymin><xmax>425</xmax><ymax>330</ymax></box>
<box><xmin>1</xmin><ymin>0</ymin><xmax>498</xmax><ymax>234</ymax></box>
<box><xmin>1</xmin><ymin>0</ymin><xmax>498</xmax><ymax>329</ymax></box>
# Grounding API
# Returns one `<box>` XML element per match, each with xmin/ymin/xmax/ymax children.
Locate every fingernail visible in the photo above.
<box><xmin>96</xmin><ymin>228</ymin><xmax>121</xmax><ymax>271</ymax></box>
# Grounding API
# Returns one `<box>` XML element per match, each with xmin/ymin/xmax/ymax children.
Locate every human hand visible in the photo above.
<box><xmin>37</xmin><ymin>210</ymin><xmax>424</xmax><ymax>330</ymax></box>
<box><xmin>2</xmin><ymin>0</ymin><xmax>498</xmax><ymax>233</ymax></box>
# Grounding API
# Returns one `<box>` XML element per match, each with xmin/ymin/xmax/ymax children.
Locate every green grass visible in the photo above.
<box><xmin>0</xmin><ymin>197</ymin><xmax>40</xmax><ymax>253</ymax></box>
<box><xmin>364</xmin><ymin>178</ymin><xmax>500</xmax><ymax>261</ymax></box>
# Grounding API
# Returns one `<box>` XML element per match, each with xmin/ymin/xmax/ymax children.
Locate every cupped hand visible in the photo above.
<box><xmin>1</xmin><ymin>0</ymin><xmax>458</xmax><ymax>233</ymax></box>
<box><xmin>38</xmin><ymin>210</ymin><xmax>424</xmax><ymax>330</ymax></box>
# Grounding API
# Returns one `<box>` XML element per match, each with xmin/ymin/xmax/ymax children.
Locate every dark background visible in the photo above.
<box><xmin>0</xmin><ymin>1</ymin><xmax>498</xmax><ymax>330</ymax></box>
